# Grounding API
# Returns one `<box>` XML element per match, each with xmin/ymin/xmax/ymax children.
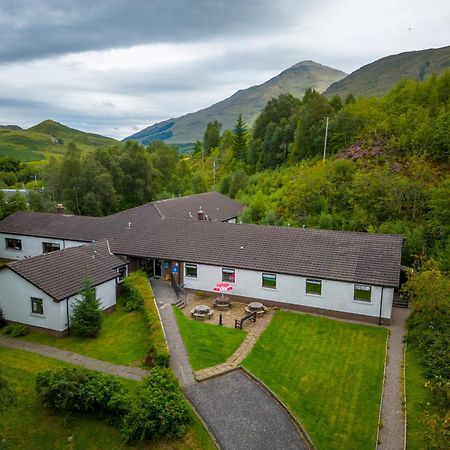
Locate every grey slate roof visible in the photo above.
<box><xmin>153</xmin><ymin>192</ymin><xmax>243</xmax><ymax>222</ymax></box>
<box><xmin>0</xmin><ymin>193</ymin><xmax>402</xmax><ymax>288</ymax></box>
<box><xmin>8</xmin><ymin>240</ymin><xmax>127</xmax><ymax>301</ymax></box>
<box><xmin>109</xmin><ymin>220</ymin><xmax>403</xmax><ymax>287</ymax></box>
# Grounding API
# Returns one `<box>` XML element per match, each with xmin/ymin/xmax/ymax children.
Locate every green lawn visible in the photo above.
<box><xmin>405</xmin><ymin>345</ymin><xmax>435</xmax><ymax>450</ymax></box>
<box><xmin>173</xmin><ymin>306</ymin><xmax>247</xmax><ymax>371</ymax></box>
<box><xmin>0</xmin><ymin>347</ymin><xmax>215</xmax><ymax>450</ymax></box>
<box><xmin>243</xmin><ymin>311</ymin><xmax>388</xmax><ymax>450</ymax></box>
<box><xmin>22</xmin><ymin>299</ymin><xmax>151</xmax><ymax>366</ymax></box>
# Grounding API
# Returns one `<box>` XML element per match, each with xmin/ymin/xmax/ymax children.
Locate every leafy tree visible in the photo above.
<box><xmin>203</xmin><ymin>120</ymin><xmax>222</xmax><ymax>156</ymax></box>
<box><xmin>0</xmin><ymin>157</ymin><xmax>21</xmax><ymax>173</ymax></box>
<box><xmin>0</xmin><ymin>373</ymin><xmax>16</xmax><ymax>414</ymax></box>
<box><xmin>71</xmin><ymin>279</ymin><xmax>102</xmax><ymax>337</ymax></box>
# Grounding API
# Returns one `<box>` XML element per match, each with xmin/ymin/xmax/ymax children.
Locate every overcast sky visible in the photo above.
<box><xmin>0</xmin><ymin>0</ymin><xmax>448</xmax><ymax>139</ymax></box>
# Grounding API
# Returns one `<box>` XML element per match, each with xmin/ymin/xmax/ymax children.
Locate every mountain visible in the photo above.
<box><xmin>0</xmin><ymin>125</ymin><xmax>22</xmax><ymax>131</ymax></box>
<box><xmin>0</xmin><ymin>120</ymin><xmax>117</xmax><ymax>163</ymax></box>
<box><xmin>125</xmin><ymin>61</ymin><xmax>346</xmax><ymax>145</ymax></box>
<box><xmin>325</xmin><ymin>46</ymin><xmax>450</xmax><ymax>98</ymax></box>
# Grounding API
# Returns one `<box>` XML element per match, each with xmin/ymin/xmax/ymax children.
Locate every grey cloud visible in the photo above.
<box><xmin>0</xmin><ymin>0</ymin><xmax>302</xmax><ymax>63</ymax></box>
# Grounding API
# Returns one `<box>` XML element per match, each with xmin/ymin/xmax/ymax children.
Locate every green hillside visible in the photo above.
<box><xmin>0</xmin><ymin>120</ymin><xmax>117</xmax><ymax>163</ymax></box>
<box><xmin>325</xmin><ymin>46</ymin><xmax>450</xmax><ymax>98</ymax></box>
<box><xmin>125</xmin><ymin>61</ymin><xmax>346</xmax><ymax>145</ymax></box>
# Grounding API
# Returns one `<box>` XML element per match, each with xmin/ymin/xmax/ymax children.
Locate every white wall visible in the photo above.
<box><xmin>0</xmin><ymin>233</ymin><xmax>86</xmax><ymax>260</ymax></box>
<box><xmin>0</xmin><ymin>268</ymin><xmax>117</xmax><ymax>332</ymax></box>
<box><xmin>183</xmin><ymin>263</ymin><xmax>394</xmax><ymax>320</ymax></box>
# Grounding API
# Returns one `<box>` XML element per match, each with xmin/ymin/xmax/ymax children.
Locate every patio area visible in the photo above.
<box><xmin>182</xmin><ymin>292</ymin><xmax>274</xmax><ymax>329</ymax></box>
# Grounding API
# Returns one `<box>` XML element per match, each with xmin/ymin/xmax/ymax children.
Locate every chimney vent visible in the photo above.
<box><xmin>56</xmin><ymin>203</ymin><xmax>65</xmax><ymax>214</ymax></box>
<box><xmin>197</xmin><ymin>207</ymin><xmax>204</xmax><ymax>221</ymax></box>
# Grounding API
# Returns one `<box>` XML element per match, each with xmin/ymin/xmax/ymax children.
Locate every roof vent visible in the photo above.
<box><xmin>56</xmin><ymin>203</ymin><xmax>65</xmax><ymax>214</ymax></box>
<box><xmin>91</xmin><ymin>240</ymin><xmax>97</xmax><ymax>258</ymax></box>
<box><xmin>127</xmin><ymin>222</ymin><xmax>131</xmax><ymax>229</ymax></box>
<box><xmin>197</xmin><ymin>207</ymin><xmax>204</xmax><ymax>221</ymax></box>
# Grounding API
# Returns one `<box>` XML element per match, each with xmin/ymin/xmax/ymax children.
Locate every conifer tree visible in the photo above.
<box><xmin>71</xmin><ymin>279</ymin><xmax>102</xmax><ymax>337</ymax></box>
<box><xmin>232</xmin><ymin>114</ymin><xmax>248</xmax><ymax>162</ymax></box>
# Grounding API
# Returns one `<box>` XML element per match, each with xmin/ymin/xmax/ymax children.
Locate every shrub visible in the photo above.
<box><xmin>3</xmin><ymin>323</ymin><xmax>28</xmax><ymax>337</ymax></box>
<box><xmin>35</xmin><ymin>367</ymin><xmax>129</xmax><ymax>424</ymax></box>
<box><xmin>122</xmin><ymin>277</ymin><xmax>144</xmax><ymax>312</ymax></box>
<box><xmin>71</xmin><ymin>279</ymin><xmax>102</xmax><ymax>337</ymax></box>
<box><xmin>121</xmin><ymin>369</ymin><xmax>191</xmax><ymax>442</ymax></box>
<box><xmin>0</xmin><ymin>374</ymin><xmax>16</xmax><ymax>413</ymax></box>
<box><xmin>0</xmin><ymin>305</ymin><xmax>7</xmax><ymax>328</ymax></box>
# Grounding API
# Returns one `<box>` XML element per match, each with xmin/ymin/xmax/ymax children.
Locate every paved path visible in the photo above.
<box><xmin>378</xmin><ymin>306</ymin><xmax>410</xmax><ymax>450</ymax></box>
<box><xmin>186</xmin><ymin>370</ymin><xmax>308</xmax><ymax>450</ymax></box>
<box><xmin>151</xmin><ymin>279</ymin><xmax>195</xmax><ymax>387</ymax></box>
<box><xmin>195</xmin><ymin>312</ymin><xmax>273</xmax><ymax>381</ymax></box>
<box><xmin>151</xmin><ymin>279</ymin><xmax>309</xmax><ymax>450</ymax></box>
<box><xmin>0</xmin><ymin>335</ymin><xmax>149</xmax><ymax>381</ymax></box>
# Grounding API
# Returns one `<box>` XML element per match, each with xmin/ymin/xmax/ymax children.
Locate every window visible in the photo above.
<box><xmin>262</xmin><ymin>273</ymin><xmax>276</xmax><ymax>289</ymax></box>
<box><xmin>185</xmin><ymin>263</ymin><xmax>198</xmax><ymax>278</ymax></box>
<box><xmin>117</xmin><ymin>266</ymin><xmax>127</xmax><ymax>283</ymax></box>
<box><xmin>31</xmin><ymin>297</ymin><xmax>44</xmax><ymax>315</ymax></box>
<box><xmin>5</xmin><ymin>238</ymin><xmax>22</xmax><ymax>251</ymax></box>
<box><xmin>354</xmin><ymin>284</ymin><xmax>372</xmax><ymax>302</ymax></box>
<box><xmin>42</xmin><ymin>242</ymin><xmax>60</xmax><ymax>253</ymax></box>
<box><xmin>222</xmin><ymin>268</ymin><xmax>235</xmax><ymax>283</ymax></box>
<box><xmin>306</xmin><ymin>278</ymin><xmax>322</xmax><ymax>295</ymax></box>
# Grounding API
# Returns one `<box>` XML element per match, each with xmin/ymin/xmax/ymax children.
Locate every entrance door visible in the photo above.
<box><xmin>154</xmin><ymin>259</ymin><xmax>162</xmax><ymax>278</ymax></box>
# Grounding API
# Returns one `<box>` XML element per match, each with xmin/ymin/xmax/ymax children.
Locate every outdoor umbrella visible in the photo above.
<box><xmin>213</xmin><ymin>282</ymin><xmax>233</xmax><ymax>299</ymax></box>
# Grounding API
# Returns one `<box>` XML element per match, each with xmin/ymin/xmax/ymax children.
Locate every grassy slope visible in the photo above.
<box><xmin>0</xmin><ymin>120</ymin><xmax>116</xmax><ymax>162</ymax></box>
<box><xmin>0</xmin><ymin>347</ymin><xmax>215</xmax><ymax>450</ymax></box>
<box><xmin>22</xmin><ymin>299</ymin><xmax>151</xmax><ymax>366</ymax></box>
<box><xmin>243</xmin><ymin>311</ymin><xmax>388</xmax><ymax>450</ymax></box>
<box><xmin>173</xmin><ymin>306</ymin><xmax>247</xmax><ymax>371</ymax></box>
<box><xmin>405</xmin><ymin>345</ymin><xmax>435</xmax><ymax>450</ymax></box>
<box><xmin>325</xmin><ymin>45</ymin><xmax>450</xmax><ymax>98</ymax></box>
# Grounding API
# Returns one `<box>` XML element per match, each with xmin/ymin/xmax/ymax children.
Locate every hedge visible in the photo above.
<box><xmin>123</xmin><ymin>271</ymin><xmax>169</xmax><ymax>367</ymax></box>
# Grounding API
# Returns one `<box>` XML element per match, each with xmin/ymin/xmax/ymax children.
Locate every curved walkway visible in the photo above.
<box><xmin>0</xmin><ymin>335</ymin><xmax>148</xmax><ymax>381</ymax></box>
<box><xmin>151</xmin><ymin>279</ymin><xmax>309</xmax><ymax>450</ymax></box>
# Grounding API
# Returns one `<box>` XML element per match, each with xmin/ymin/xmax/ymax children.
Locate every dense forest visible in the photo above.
<box><xmin>0</xmin><ymin>72</ymin><xmax>449</xmax><ymax>447</ymax></box>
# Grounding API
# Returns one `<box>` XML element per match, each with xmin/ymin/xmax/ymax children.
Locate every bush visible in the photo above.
<box><xmin>0</xmin><ymin>374</ymin><xmax>16</xmax><ymax>413</ymax></box>
<box><xmin>121</xmin><ymin>369</ymin><xmax>191</xmax><ymax>442</ymax></box>
<box><xmin>0</xmin><ymin>305</ymin><xmax>7</xmax><ymax>328</ymax></box>
<box><xmin>3</xmin><ymin>323</ymin><xmax>28</xmax><ymax>337</ymax></box>
<box><xmin>122</xmin><ymin>277</ymin><xmax>144</xmax><ymax>312</ymax></box>
<box><xmin>125</xmin><ymin>271</ymin><xmax>169</xmax><ymax>367</ymax></box>
<box><xmin>71</xmin><ymin>279</ymin><xmax>102</xmax><ymax>337</ymax></box>
<box><xmin>35</xmin><ymin>368</ymin><xmax>129</xmax><ymax>425</ymax></box>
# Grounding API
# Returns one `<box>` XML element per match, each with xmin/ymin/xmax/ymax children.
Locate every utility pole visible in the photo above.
<box><xmin>213</xmin><ymin>159</ymin><xmax>216</xmax><ymax>186</ymax></box>
<box><xmin>323</xmin><ymin>116</ymin><xmax>329</xmax><ymax>162</ymax></box>
<box><xmin>202</xmin><ymin>146</ymin><xmax>205</xmax><ymax>175</ymax></box>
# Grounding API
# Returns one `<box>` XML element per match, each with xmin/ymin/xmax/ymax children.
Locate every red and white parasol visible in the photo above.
<box><xmin>213</xmin><ymin>282</ymin><xmax>233</xmax><ymax>298</ymax></box>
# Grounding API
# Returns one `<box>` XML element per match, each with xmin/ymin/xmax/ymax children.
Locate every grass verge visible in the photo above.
<box><xmin>243</xmin><ymin>311</ymin><xmax>388</xmax><ymax>450</ymax></box>
<box><xmin>173</xmin><ymin>306</ymin><xmax>247</xmax><ymax>371</ymax></box>
<box><xmin>22</xmin><ymin>298</ymin><xmax>151</xmax><ymax>366</ymax></box>
<box><xmin>0</xmin><ymin>347</ymin><xmax>215</xmax><ymax>450</ymax></box>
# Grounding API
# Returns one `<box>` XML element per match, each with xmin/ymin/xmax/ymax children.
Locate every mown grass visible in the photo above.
<box><xmin>405</xmin><ymin>345</ymin><xmax>435</xmax><ymax>450</ymax></box>
<box><xmin>0</xmin><ymin>347</ymin><xmax>215</xmax><ymax>450</ymax></box>
<box><xmin>173</xmin><ymin>306</ymin><xmax>247</xmax><ymax>371</ymax></box>
<box><xmin>22</xmin><ymin>298</ymin><xmax>151</xmax><ymax>366</ymax></box>
<box><xmin>243</xmin><ymin>311</ymin><xmax>388</xmax><ymax>450</ymax></box>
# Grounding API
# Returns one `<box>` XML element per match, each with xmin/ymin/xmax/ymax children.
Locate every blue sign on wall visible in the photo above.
<box><xmin>172</xmin><ymin>264</ymin><xmax>179</xmax><ymax>274</ymax></box>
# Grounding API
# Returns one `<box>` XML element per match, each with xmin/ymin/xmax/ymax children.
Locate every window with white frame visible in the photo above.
<box><xmin>5</xmin><ymin>238</ymin><xmax>22</xmax><ymax>251</ymax></box>
<box><xmin>31</xmin><ymin>297</ymin><xmax>44</xmax><ymax>315</ymax></box>
<box><xmin>306</xmin><ymin>278</ymin><xmax>322</xmax><ymax>295</ymax></box>
<box><xmin>354</xmin><ymin>284</ymin><xmax>372</xmax><ymax>302</ymax></box>
<box><xmin>117</xmin><ymin>266</ymin><xmax>127</xmax><ymax>283</ymax></box>
<box><xmin>42</xmin><ymin>242</ymin><xmax>60</xmax><ymax>253</ymax></box>
<box><xmin>222</xmin><ymin>268</ymin><xmax>235</xmax><ymax>283</ymax></box>
<box><xmin>262</xmin><ymin>273</ymin><xmax>277</xmax><ymax>289</ymax></box>
<box><xmin>185</xmin><ymin>263</ymin><xmax>198</xmax><ymax>278</ymax></box>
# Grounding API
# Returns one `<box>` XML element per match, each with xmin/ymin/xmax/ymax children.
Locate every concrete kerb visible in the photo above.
<box><xmin>403</xmin><ymin>341</ymin><xmax>407</xmax><ymax>450</ymax></box>
<box><xmin>239</xmin><ymin>366</ymin><xmax>317</xmax><ymax>450</ymax></box>
<box><xmin>376</xmin><ymin>331</ymin><xmax>390</xmax><ymax>449</ymax></box>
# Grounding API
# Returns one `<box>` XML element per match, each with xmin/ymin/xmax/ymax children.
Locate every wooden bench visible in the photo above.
<box><xmin>235</xmin><ymin>311</ymin><xmax>257</xmax><ymax>329</ymax></box>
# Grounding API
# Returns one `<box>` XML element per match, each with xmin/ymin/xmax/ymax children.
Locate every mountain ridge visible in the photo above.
<box><xmin>124</xmin><ymin>60</ymin><xmax>347</xmax><ymax>145</ymax></box>
<box><xmin>325</xmin><ymin>46</ymin><xmax>450</xmax><ymax>98</ymax></box>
